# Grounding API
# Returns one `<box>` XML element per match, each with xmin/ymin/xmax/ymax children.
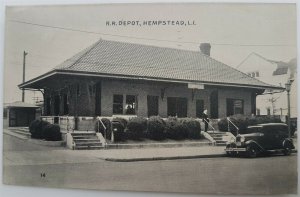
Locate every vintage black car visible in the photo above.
<box><xmin>225</xmin><ymin>123</ymin><xmax>295</xmax><ymax>158</ymax></box>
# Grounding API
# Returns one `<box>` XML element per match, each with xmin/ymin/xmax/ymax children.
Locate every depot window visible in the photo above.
<box><xmin>125</xmin><ymin>95</ymin><xmax>137</xmax><ymax>115</ymax></box>
<box><xmin>167</xmin><ymin>97</ymin><xmax>187</xmax><ymax>117</ymax></box>
<box><xmin>226</xmin><ymin>99</ymin><xmax>244</xmax><ymax>116</ymax></box>
<box><xmin>113</xmin><ymin>94</ymin><xmax>137</xmax><ymax>115</ymax></box>
<box><xmin>113</xmin><ymin>95</ymin><xmax>123</xmax><ymax>114</ymax></box>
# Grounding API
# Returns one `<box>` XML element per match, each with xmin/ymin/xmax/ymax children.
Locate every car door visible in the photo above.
<box><xmin>271</xmin><ymin>127</ymin><xmax>283</xmax><ymax>149</ymax></box>
<box><xmin>277</xmin><ymin>125</ymin><xmax>289</xmax><ymax>148</ymax></box>
<box><xmin>262</xmin><ymin>126</ymin><xmax>277</xmax><ymax>150</ymax></box>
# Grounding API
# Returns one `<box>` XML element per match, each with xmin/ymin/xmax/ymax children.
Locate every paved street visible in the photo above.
<box><xmin>3</xmin><ymin>134</ymin><xmax>298</xmax><ymax>195</ymax></box>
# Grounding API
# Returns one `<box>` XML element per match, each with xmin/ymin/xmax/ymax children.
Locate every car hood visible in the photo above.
<box><xmin>239</xmin><ymin>133</ymin><xmax>263</xmax><ymax>137</ymax></box>
<box><xmin>236</xmin><ymin>133</ymin><xmax>263</xmax><ymax>142</ymax></box>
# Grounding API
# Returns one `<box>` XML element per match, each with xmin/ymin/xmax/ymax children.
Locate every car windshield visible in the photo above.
<box><xmin>244</xmin><ymin>126</ymin><xmax>262</xmax><ymax>134</ymax></box>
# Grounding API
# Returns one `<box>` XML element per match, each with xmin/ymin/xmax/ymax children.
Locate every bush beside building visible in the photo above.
<box><xmin>29</xmin><ymin>120</ymin><xmax>62</xmax><ymax>141</ymax></box>
<box><xmin>94</xmin><ymin>116</ymin><xmax>202</xmax><ymax>141</ymax></box>
<box><xmin>218</xmin><ymin>115</ymin><xmax>283</xmax><ymax>135</ymax></box>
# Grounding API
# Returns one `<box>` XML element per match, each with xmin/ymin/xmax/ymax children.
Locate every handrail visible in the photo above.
<box><xmin>203</xmin><ymin>118</ymin><xmax>215</xmax><ymax>133</ymax></box>
<box><xmin>227</xmin><ymin>117</ymin><xmax>239</xmax><ymax>135</ymax></box>
<box><xmin>97</xmin><ymin>116</ymin><xmax>107</xmax><ymax>147</ymax></box>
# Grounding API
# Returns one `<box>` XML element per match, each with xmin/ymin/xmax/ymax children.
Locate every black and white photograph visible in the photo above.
<box><xmin>1</xmin><ymin>1</ymin><xmax>298</xmax><ymax>196</ymax></box>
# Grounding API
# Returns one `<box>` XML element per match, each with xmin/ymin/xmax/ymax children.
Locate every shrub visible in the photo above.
<box><xmin>147</xmin><ymin>116</ymin><xmax>166</xmax><ymax>140</ymax></box>
<box><xmin>43</xmin><ymin>124</ymin><xmax>62</xmax><ymax>141</ymax></box>
<box><xmin>165</xmin><ymin>117</ymin><xmax>188</xmax><ymax>140</ymax></box>
<box><xmin>180</xmin><ymin>118</ymin><xmax>201</xmax><ymax>139</ymax></box>
<box><xmin>248</xmin><ymin>116</ymin><xmax>282</xmax><ymax>125</ymax></box>
<box><xmin>126</xmin><ymin>117</ymin><xmax>147</xmax><ymax>140</ymax></box>
<box><xmin>111</xmin><ymin>118</ymin><xmax>128</xmax><ymax>141</ymax></box>
<box><xmin>218</xmin><ymin>114</ymin><xmax>248</xmax><ymax>133</ymax></box>
<box><xmin>218</xmin><ymin>115</ymin><xmax>283</xmax><ymax>135</ymax></box>
<box><xmin>112</xmin><ymin>117</ymin><xmax>128</xmax><ymax>128</ymax></box>
<box><xmin>94</xmin><ymin>118</ymin><xmax>111</xmax><ymax>140</ymax></box>
<box><xmin>29</xmin><ymin>119</ymin><xmax>50</xmax><ymax>139</ymax></box>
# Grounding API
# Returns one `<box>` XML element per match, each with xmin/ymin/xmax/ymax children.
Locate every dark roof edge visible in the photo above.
<box><xmin>18</xmin><ymin>70</ymin><xmax>56</xmax><ymax>89</ymax></box>
<box><xmin>19</xmin><ymin>69</ymin><xmax>284</xmax><ymax>90</ymax></box>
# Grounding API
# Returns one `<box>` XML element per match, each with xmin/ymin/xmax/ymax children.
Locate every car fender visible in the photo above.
<box><xmin>283</xmin><ymin>139</ymin><xmax>295</xmax><ymax>149</ymax></box>
<box><xmin>245</xmin><ymin>140</ymin><xmax>265</xmax><ymax>152</ymax></box>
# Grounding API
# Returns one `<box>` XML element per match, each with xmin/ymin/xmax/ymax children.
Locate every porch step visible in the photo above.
<box><xmin>207</xmin><ymin>131</ymin><xmax>229</xmax><ymax>146</ymax></box>
<box><xmin>70</xmin><ymin>132</ymin><xmax>102</xmax><ymax>150</ymax></box>
<box><xmin>7</xmin><ymin>127</ymin><xmax>31</xmax><ymax>138</ymax></box>
<box><xmin>75</xmin><ymin>145</ymin><xmax>103</xmax><ymax>150</ymax></box>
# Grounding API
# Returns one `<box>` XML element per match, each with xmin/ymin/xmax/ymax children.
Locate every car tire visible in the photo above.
<box><xmin>283</xmin><ymin>141</ymin><xmax>293</xmax><ymax>156</ymax></box>
<box><xmin>283</xmin><ymin>146</ymin><xmax>292</xmax><ymax>156</ymax></box>
<box><xmin>246</xmin><ymin>146</ymin><xmax>257</xmax><ymax>158</ymax></box>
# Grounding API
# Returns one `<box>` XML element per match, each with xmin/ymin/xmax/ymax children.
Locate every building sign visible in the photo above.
<box><xmin>188</xmin><ymin>83</ymin><xmax>204</xmax><ymax>89</ymax></box>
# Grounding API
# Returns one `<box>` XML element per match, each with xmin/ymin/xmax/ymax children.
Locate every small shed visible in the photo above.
<box><xmin>4</xmin><ymin>101</ymin><xmax>39</xmax><ymax>127</ymax></box>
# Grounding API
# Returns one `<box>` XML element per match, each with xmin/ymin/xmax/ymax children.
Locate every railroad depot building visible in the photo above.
<box><xmin>19</xmin><ymin>39</ymin><xmax>281</xmax><ymax>120</ymax></box>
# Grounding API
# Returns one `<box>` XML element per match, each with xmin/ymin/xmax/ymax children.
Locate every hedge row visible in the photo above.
<box><xmin>29</xmin><ymin>120</ymin><xmax>62</xmax><ymax>141</ymax></box>
<box><xmin>95</xmin><ymin>116</ymin><xmax>202</xmax><ymax>142</ymax></box>
<box><xmin>218</xmin><ymin>114</ymin><xmax>283</xmax><ymax>134</ymax></box>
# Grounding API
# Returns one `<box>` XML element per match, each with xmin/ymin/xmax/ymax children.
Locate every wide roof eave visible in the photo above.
<box><xmin>19</xmin><ymin>70</ymin><xmax>284</xmax><ymax>91</ymax></box>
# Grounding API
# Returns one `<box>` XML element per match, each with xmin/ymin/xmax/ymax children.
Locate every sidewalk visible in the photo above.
<box><xmin>4</xmin><ymin>145</ymin><xmax>226</xmax><ymax>166</ymax></box>
<box><xmin>83</xmin><ymin>146</ymin><xmax>226</xmax><ymax>162</ymax></box>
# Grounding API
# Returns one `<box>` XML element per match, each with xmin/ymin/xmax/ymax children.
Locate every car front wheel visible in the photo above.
<box><xmin>246</xmin><ymin>146</ymin><xmax>258</xmax><ymax>158</ymax></box>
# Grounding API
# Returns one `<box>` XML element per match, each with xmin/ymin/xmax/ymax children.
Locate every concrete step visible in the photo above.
<box><xmin>216</xmin><ymin>143</ymin><xmax>227</xmax><ymax>146</ymax></box>
<box><xmin>10</xmin><ymin>129</ymin><xmax>31</xmax><ymax>137</ymax></box>
<box><xmin>72</xmin><ymin>136</ymin><xmax>99</xmax><ymax>139</ymax></box>
<box><xmin>215</xmin><ymin>140</ymin><xmax>227</xmax><ymax>143</ymax></box>
<box><xmin>212</xmin><ymin>137</ymin><xmax>223</xmax><ymax>141</ymax></box>
<box><xmin>4</xmin><ymin>129</ymin><xmax>29</xmax><ymax>140</ymax></box>
<box><xmin>71</xmin><ymin>133</ymin><xmax>96</xmax><ymax>136</ymax></box>
<box><xmin>70</xmin><ymin>132</ymin><xmax>103</xmax><ymax>150</ymax></box>
<box><xmin>8</xmin><ymin>127</ymin><xmax>29</xmax><ymax>131</ymax></box>
<box><xmin>75</xmin><ymin>145</ymin><xmax>102</xmax><ymax>150</ymax></box>
<box><xmin>7</xmin><ymin>128</ymin><xmax>31</xmax><ymax>138</ymax></box>
<box><xmin>75</xmin><ymin>141</ymin><xmax>102</xmax><ymax>145</ymax></box>
<box><xmin>73</xmin><ymin>139</ymin><xmax>100</xmax><ymax>142</ymax></box>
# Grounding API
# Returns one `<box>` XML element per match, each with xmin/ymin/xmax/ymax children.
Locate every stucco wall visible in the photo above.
<box><xmin>218</xmin><ymin>89</ymin><xmax>253</xmax><ymax>117</ymax></box>
<box><xmin>101</xmin><ymin>79</ymin><xmax>253</xmax><ymax>118</ymax></box>
<box><xmin>44</xmin><ymin>77</ymin><xmax>256</xmax><ymax>119</ymax></box>
<box><xmin>101</xmin><ymin>79</ymin><xmax>212</xmax><ymax>118</ymax></box>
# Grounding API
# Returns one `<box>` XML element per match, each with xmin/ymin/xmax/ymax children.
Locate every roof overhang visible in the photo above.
<box><xmin>19</xmin><ymin>69</ymin><xmax>284</xmax><ymax>91</ymax></box>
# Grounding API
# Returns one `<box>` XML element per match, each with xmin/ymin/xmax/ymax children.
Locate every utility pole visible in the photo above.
<box><xmin>22</xmin><ymin>51</ymin><xmax>28</xmax><ymax>102</ymax></box>
<box><xmin>285</xmin><ymin>79</ymin><xmax>293</xmax><ymax>138</ymax></box>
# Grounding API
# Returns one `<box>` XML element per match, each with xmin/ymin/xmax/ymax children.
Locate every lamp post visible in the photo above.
<box><xmin>285</xmin><ymin>80</ymin><xmax>292</xmax><ymax>138</ymax></box>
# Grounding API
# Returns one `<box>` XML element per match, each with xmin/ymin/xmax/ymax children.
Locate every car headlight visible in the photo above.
<box><xmin>230</xmin><ymin>137</ymin><xmax>235</xmax><ymax>143</ymax></box>
<box><xmin>240</xmin><ymin>136</ymin><xmax>245</xmax><ymax>143</ymax></box>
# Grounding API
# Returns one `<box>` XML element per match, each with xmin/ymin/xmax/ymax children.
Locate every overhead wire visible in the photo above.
<box><xmin>8</xmin><ymin>19</ymin><xmax>296</xmax><ymax>47</ymax></box>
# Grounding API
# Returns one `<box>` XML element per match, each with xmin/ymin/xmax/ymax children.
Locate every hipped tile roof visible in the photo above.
<box><xmin>22</xmin><ymin>39</ymin><xmax>279</xmax><ymax>89</ymax></box>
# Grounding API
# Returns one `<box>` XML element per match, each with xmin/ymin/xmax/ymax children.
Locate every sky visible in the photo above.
<box><xmin>3</xmin><ymin>3</ymin><xmax>297</xmax><ymax>104</ymax></box>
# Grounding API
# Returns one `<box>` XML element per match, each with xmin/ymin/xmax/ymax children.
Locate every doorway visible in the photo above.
<box><xmin>147</xmin><ymin>95</ymin><xmax>159</xmax><ymax>117</ymax></box>
<box><xmin>210</xmin><ymin>90</ymin><xmax>218</xmax><ymax>118</ymax></box>
<box><xmin>54</xmin><ymin>95</ymin><xmax>60</xmax><ymax>116</ymax></box>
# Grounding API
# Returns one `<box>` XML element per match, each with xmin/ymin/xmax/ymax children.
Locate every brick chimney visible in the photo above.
<box><xmin>200</xmin><ymin>43</ymin><xmax>211</xmax><ymax>56</ymax></box>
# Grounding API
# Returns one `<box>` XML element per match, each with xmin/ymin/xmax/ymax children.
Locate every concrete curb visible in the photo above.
<box><xmin>107</xmin><ymin>141</ymin><xmax>212</xmax><ymax>149</ymax></box>
<box><xmin>104</xmin><ymin>150</ymin><xmax>297</xmax><ymax>162</ymax></box>
<box><xmin>104</xmin><ymin>153</ymin><xmax>226</xmax><ymax>162</ymax></box>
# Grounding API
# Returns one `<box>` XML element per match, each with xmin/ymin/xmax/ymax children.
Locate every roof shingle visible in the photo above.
<box><xmin>22</xmin><ymin>39</ymin><xmax>279</xmax><ymax>89</ymax></box>
<box><xmin>54</xmin><ymin>39</ymin><xmax>273</xmax><ymax>87</ymax></box>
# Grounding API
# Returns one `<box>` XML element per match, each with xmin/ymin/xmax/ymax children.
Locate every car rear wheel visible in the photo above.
<box><xmin>246</xmin><ymin>146</ymin><xmax>257</xmax><ymax>158</ymax></box>
<box><xmin>283</xmin><ymin>146</ymin><xmax>292</xmax><ymax>156</ymax></box>
<box><xmin>283</xmin><ymin>142</ymin><xmax>293</xmax><ymax>156</ymax></box>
